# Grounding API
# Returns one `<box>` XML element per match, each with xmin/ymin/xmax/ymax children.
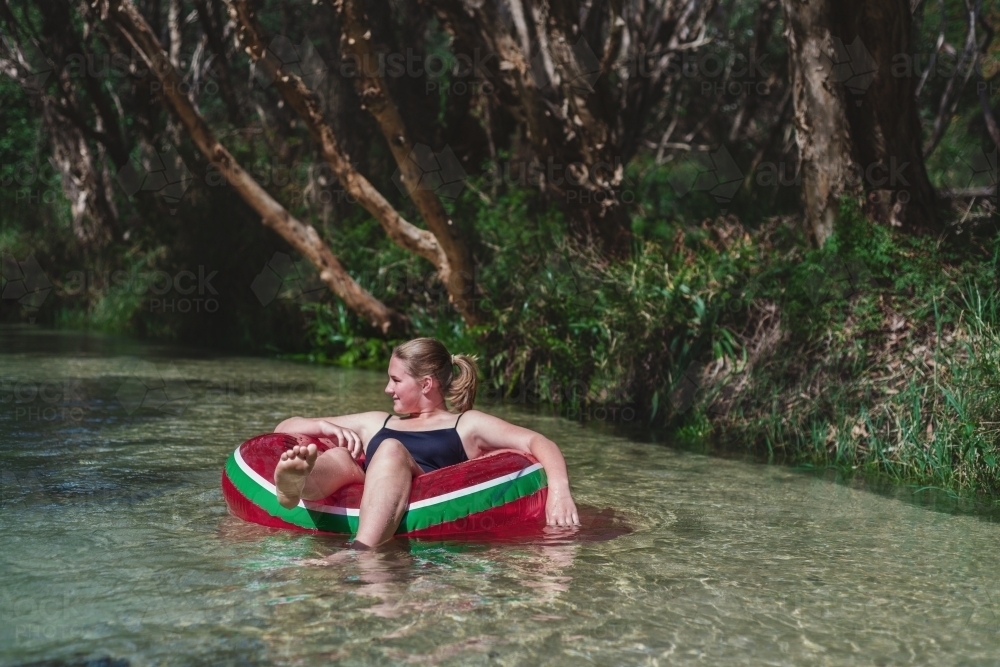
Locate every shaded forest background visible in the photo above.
<box><xmin>2</xmin><ymin>0</ymin><xmax>1000</xmax><ymax>494</ymax></box>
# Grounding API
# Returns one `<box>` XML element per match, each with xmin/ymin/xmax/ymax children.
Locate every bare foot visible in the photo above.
<box><xmin>274</xmin><ymin>443</ymin><xmax>318</xmax><ymax>508</ymax></box>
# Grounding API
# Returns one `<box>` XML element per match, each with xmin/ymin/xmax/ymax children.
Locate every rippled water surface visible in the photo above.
<box><xmin>2</xmin><ymin>325</ymin><xmax>1000</xmax><ymax>666</ymax></box>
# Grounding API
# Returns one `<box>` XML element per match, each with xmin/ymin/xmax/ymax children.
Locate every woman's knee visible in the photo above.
<box><xmin>369</xmin><ymin>439</ymin><xmax>415</xmax><ymax>470</ymax></box>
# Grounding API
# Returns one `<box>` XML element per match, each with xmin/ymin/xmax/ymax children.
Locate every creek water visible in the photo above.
<box><xmin>1</xmin><ymin>325</ymin><xmax>999</xmax><ymax>666</ymax></box>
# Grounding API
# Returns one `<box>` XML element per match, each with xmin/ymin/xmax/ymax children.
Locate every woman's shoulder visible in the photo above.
<box><xmin>362</xmin><ymin>410</ymin><xmax>392</xmax><ymax>425</ymax></box>
<box><xmin>456</xmin><ymin>409</ymin><xmax>504</xmax><ymax>427</ymax></box>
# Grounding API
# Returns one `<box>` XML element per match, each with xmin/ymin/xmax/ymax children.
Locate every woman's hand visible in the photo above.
<box><xmin>545</xmin><ymin>485</ymin><xmax>580</xmax><ymax>526</ymax></box>
<box><xmin>316</xmin><ymin>421</ymin><xmax>364</xmax><ymax>460</ymax></box>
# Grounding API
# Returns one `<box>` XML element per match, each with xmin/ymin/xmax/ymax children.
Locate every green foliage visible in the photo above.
<box><xmin>710</xmin><ymin>200</ymin><xmax>1000</xmax><ymax>495</ymax></box>
<box><xmin>3</xmin><ymin>0</ymin><xmax>999</xmax><ymax>502</ymax></box>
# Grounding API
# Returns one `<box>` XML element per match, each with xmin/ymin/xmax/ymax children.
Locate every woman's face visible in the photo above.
<box><xmin>385</xmin><ymin>356</ymin><xmax>425</xmax><ymax>412</ymax></box>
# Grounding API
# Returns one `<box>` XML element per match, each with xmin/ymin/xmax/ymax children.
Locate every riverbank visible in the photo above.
<box><xmin>4</xmin><ymin>187</ymin><xmax>999</xmax><ymax>499</ymax></box>
<box><xmin>459</xmin><ymin>199</ymin><xmax>1000</xmax><ymax>499</ymax></box>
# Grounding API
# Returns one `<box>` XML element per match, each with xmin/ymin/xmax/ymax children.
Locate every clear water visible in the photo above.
<box><xmin>2</xmin><ymin>325</ymin><xmax>999</xmax><ymax>666</ymax></box>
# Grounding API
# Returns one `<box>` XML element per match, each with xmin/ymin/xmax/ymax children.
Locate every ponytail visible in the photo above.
<box><xmin>447</xmin><ymin>354</ymin><xmax>479</xmax><ymax>413</ymax></box>
<box><xmin>391</xmin><ymin>338</ymin><xmax>480</xmax><ymax>412</ymax></box>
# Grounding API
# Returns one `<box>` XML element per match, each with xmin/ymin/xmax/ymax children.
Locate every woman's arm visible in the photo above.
<box><xmin>460</xmin><ymin>411</ymin><xmax>580</xmax><ymax>526</ymax></box>
<box><xmin>274</xmin><ymin>412</ymin><xmax>387</xmax><ymax>460</ymax></box>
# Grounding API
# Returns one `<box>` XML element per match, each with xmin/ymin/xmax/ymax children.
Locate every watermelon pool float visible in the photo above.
<box><xmin>222</xmin><ymin>433</ymin><xmax>548</xmax><ymax>537</ymax></box>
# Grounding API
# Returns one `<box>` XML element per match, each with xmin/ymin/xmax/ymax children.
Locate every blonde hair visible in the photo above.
<box><xmin>392</xmin><ymin>337</ymin><xmax>479</xmax><ymax>412</ymax></box>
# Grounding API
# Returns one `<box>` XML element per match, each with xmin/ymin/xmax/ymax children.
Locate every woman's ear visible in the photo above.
<box><xmin>420</xmin><ymin>375</ymin><xmax>433</xmax><ymax>394</ymax></box>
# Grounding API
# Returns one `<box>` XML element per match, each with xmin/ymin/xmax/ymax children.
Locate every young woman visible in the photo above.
<box><xmin>273</xmin><ymin>337</ymin><xmax>580</xmax><ymax>548</ymax></box>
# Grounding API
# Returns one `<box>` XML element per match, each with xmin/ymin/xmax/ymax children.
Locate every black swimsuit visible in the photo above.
<box><xmin>364</xmin><ymin>413</ymin><xmax>469</xmax><ymax>474</ymax></box>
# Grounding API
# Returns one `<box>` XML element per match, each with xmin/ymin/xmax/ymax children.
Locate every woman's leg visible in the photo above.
<box><xmin>355</xmin><ymin>438</ymin><xmax>422</xmax><ymax>548</ymax></box>
<box><xmin>274</xmin><ymin>444</ymin><xmax>365</xmax><ymax>509</ymax></box>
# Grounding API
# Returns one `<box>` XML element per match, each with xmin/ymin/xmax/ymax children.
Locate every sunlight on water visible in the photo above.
<box><xmin>2</xmin><ymin>325</ymin><xmax>999</xmax><ymax>666</ymax></box>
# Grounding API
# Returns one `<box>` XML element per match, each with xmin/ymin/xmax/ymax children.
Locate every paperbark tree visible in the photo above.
<box><xmin>780</xmin><ymin>0</ymin><xmax>938</xmax><ymax>245</ymax></box>
<box><xmin>780</xmin><ymin>0</ymin><xmax>859</xmax><ymax>246</ymax></box>
<box><xmin>104</xmin><ymin>0</ymin><xmax>408</xmax><ymax>334</ymax></box>
<box><xmin>425</xmin><ymin>0</ymin><xmax>716</xmax><ymax>256</ymax></box>
<box><xmin>336</xmin><ymin>0</ymin><xmax>478</xmax><ymax>324</ymax></box>
<box><xmin>228</xmin><ymin>0</ymin><xmax>480</xmax><ymax>325</ymax></box>
<box><xmin>0</xmin><ymin>0</ymin><xmax>121</xmax><ymax>249</ymax></box>
<box><xmin>192</xmin><ymin>0</ymin><xmax>242</xmax><ymax>123</ymax></box>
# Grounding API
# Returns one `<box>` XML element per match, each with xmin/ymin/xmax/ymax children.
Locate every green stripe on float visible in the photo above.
<box><xmin>224</xmin><ymin>450</ymin><xmax>547</xmax><ymax>535</ymax></box>
<box><xmin>225</xmin><ymin>451</ymin><xmax>357</xmax><ymax>533</ymax></box>
<box><xmin>398</xmin><ymin>464</ymin><xmax>547</xmax><ymax>533</ymax></box>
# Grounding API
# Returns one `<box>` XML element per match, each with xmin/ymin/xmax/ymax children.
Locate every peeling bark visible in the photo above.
<box><xmin>780</xmin><ymin>0</ymin><xmax>938</xmax><ymax>243</ymax></box>
<box><xmin>780</xmin><ymin>0</ymin><xmax>859</xmax><ymax>246</ymax></box>
<box><xmin>334</xmin><ymin>0</ymin><xmax>480</xmax><ymax>325</ymax></box>
<box><xmin>0</xmin><ymin>0</ymin><xmax>120</xmax><ymax>248</ymax></box>
<box><xmin>424</xmin><ymin>0</ymin><xmax>716</xmax><ymax>256</ymax></box>
<box><xmin>226</xmin><ymin>0</ymin><xmax>460</xmax><ymax>318</ymax></box>
<box><xmin>167</xmin><ymin>0</ymin><xmax>182</xmax><ymax>69</ymax></box>
<box><xmin>42</xmin><ymin>97</ymin><xmax>120</xmax><ymax>248</ymax></box>
<box><xmin>105</xmin><ymin>0</ymin><xmax>407</xmax><ymax>334</ymax></box>
<box><xmin>192</xmin><ymin>0</ymin><xmax>242</xmax><ymax>122</ymax></box>
<box><xmin>833</xmin><ymin>0</ymin><xmax>938</xmax><ymax>231</ymax></box>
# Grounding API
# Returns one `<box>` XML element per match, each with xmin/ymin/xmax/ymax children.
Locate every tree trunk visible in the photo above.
<box><xmin>192</xmin><ymin>0</ymin><xmax>242</xmax><ymax>123</ymax></box>
<box><xmin>833</xmin><ymin>0</ymin><xmax>938</xmax><ymax>231</ymax></box>
<box><xmin>780</xmin><ymin>0</ymin><xmax>859</xmax><ymax>246</ymax></box>
<box><xmin>334</xmin><ymin>0</ymin><xmax>480</xmax><ymax>324</ymax></box>
<box><xmin>167</xmin><ymin>0</ymin><xmax>182</xmax><ymax>68</ymax></box>
<box><xmin>229</xmin><ymin>0</ymin><xmax>480</xmax><ymax>325</ymax></box>
<box><xmin>105</xmin><ymin>0</ymin><xmax>408</xmax><ymax>335</ymax></box>
<box><xmin>781</xmin><ymin>0</ymin><xmax>938</xmax><ymax>244</ymax></box>
<box><xmin>225</xmin><ymin>0</ymin><xmax>460</xmax><ymax>318</ymax></box>
<box><xmin>0</xmin><ymin>0</ymin><xmax>121</xmax><ymax>249</ymax></box>
<box><xmin>425</xmin><ymin>0</ymin><xmax>716</xmax><ymax>257</ymax></box>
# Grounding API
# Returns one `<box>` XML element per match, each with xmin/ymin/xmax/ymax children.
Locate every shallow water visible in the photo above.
<box><xmin>2</xmin><ymin>324</ymin><xmax>999</xmax><ymax>666</ymax></box>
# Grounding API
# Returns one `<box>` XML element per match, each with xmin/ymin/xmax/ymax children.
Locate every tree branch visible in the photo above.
<box><xmin>105</xmin><ymin>0</ymin><xmax>407</xmax><ymax>334</ymax></box>
<box><xmin>334</xmin><ymin>0</ymin><xmax>480</xmax><ymax>324</ymax></box>
<box><xmin>924</xmin><ymin>0</ymin><xmax>982</xmax><ymax>157</ymax></box>
<box><xmin>225</xmin><ymin>0</ymin><xmax>460</xmax><ymax>316</ymax></box>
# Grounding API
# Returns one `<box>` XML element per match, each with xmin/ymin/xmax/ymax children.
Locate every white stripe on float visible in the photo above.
<box><xmin>234</xmin><ymin>447</ymin><xmax>542</xmax><ymax>515</ymax></box>
<box><xmin>235</xmin><ymin>446</ymin><xmax>279</xmax><ymax>495</ymax></box>
<box><xmin>406</xmin><ymin>463</ymin><xmax>543</xmax><ymax>510</ymax></box>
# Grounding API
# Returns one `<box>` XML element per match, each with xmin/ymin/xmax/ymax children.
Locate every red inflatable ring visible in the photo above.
<box><xmin>222</xmin><ymin>433</ymin><xmax>549</xmax><ymax>537</ymax></box>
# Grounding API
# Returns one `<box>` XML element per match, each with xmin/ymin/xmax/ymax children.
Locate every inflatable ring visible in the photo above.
<box><xmin>222</xmin><ymin>433</ymin><xmax>548</xmax><ymax>537</ymax></box>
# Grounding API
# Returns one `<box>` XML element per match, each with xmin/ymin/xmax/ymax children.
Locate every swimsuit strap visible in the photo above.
<box><xmin>453</xmin><ymin>411</ymin><xmax>465</xmax><ymax>428</ymax></box>
<box><xmin>382</xmin><ymin>414</ymin><xmax>392</xmax><ymax>428</ymax></box>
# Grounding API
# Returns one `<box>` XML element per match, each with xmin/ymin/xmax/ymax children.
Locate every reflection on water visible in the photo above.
<box><xmin>2</xmin><ymin>325</ymin><xmax>1000</xmax><ymax>666</ymax></box>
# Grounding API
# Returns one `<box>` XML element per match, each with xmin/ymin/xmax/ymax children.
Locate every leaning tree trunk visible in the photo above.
<box><xmin>335</xmin><ymin>0</ymin><xmax>480</xmax><ymax>324</ymax></box>
<box><xmin>781</xmin><ymin>0</ymin><xmax>938</xmax><ymax>245</ymax></box>
<box><xmin>228</xmin><ymin>0</ymin><xmax>480</xmax><ymax>326</ymax></box>
<box><xmin>104</xmin><ymin>0</ymin><xmax>408</xmax><ymax>335</ymax></box>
